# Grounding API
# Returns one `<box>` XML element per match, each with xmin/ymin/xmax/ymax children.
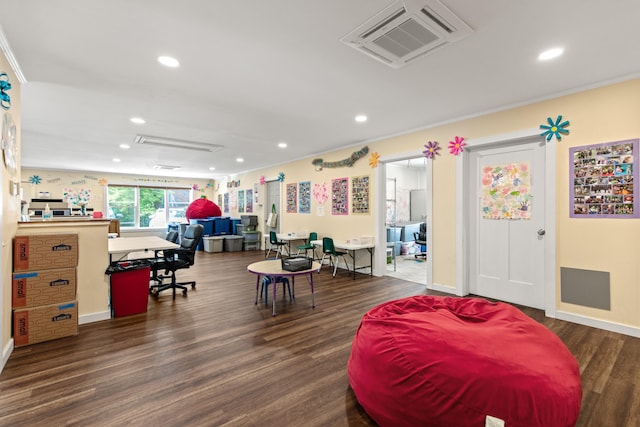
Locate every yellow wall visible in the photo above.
<box><xmin>1</xmin><ymin>50</ymin><xmax>21</xmax><ymax>362</ymax></box>
<box><xmin>217</xmin><ymin>78</ymin><xmax>640</xmax><ymax>332</ymax></box>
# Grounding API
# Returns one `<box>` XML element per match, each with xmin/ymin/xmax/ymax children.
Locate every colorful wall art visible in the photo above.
<box><xmin>298</xmin><ymin>181</ymin><xmax>311</xmax><ymax>214</ymax></box>
<box><xmin>246</xmin><ymin>189</ymin><xmax>253</xmax><ymax>213</ymax></box>
<box><xmin>223</xmin><ymin>193</ymin><xmax>229</xmax><ymax>213</ymax></box>
<box><xmin>481</xmin><ymin>162</ymin><xmax>531</xmax><ymax>219</ymax></box>
<box><xmin>351</xmin><ymin>175</ymin><xmax>370</xmax><ymax>214</ymax></box>
<box><xmin>332</xmin><ymin>177</ymin><xmax>348</xmax><ymax>215</ymax></box>
<box><xmin>570</xmin><ymin>138</ymin><xmax>638</xmax><ymax>218</ymax></box>
<box><xmin>286</xmin><ymin>183</ymin><xmax>297</xmax><ymax>213</ymax></box>
<box><xmin>238</xmin><ymin>190</ymin><xmax>245</xmax><ymax>213</ymax></box>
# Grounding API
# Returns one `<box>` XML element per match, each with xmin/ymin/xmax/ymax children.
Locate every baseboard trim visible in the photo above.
<box><xmin>1</xmin><ymin>338</ymin><xmax>14</xmax><ymax>375</ymax></box>
<box><xmin>429</xmin><ymin>282</ymin><xmax>458</xmax><ymax>296</ymax></box>
<box><xmin>555</xmin><ymin>310</ymin><xmax>640</xmax><ymax>338</ymax></box>
<box><xmin>79</xmin><ymin>310</ymin><xmax>111</xmax><ymax>325</ymax></box>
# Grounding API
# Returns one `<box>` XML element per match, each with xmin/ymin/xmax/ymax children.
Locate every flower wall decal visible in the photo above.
<box><xmin>369</xmin><ymin>152</ymin><xmax>380</xmax><ymax>168</ymax></box>
<box><xmin>448</xmin><ymin>136</ymin><xmax>466</xmax><ymax>156</ymax></box>
<box><xmin>423</xmin><ymin>141</ymin><xmax>441</xmax><ymax>159</ymax></box>
<box><xmin>259</xmin><ymin>175</ymin><xmax>266</xmax><ymax>185</ymax></box>
<box><xmin>98</xmin><ymin>178</ymin><xmax>108</xmax><ymax>186</ymax></box>
<box><xmin>277</xmin><ymin>172</ymin><xmax>285</xmax><ymax>182</ymax></box>
<box><xmin>29</xmin><ymin>175</ymin><xmax>42</xmax><ymax>185</ymax></box>
<box><xmin>540</xmin><ymin>115</ymin><xmax>570</xmax><ymax>141</ymax></box>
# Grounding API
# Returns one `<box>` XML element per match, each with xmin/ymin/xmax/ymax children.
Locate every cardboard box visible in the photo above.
<box><xmin>12</xmin><ymin>267</ymin><xmax>77</xmax><ymax>308</ymax></box>
<box><xmin>13</xmin><ymin>300</ymin><xmax>78</xmax><ymax>347</ymax></box>
<box><xmin>13</xmin><ymin>233</ymin><xmax>78</xmax><ymax>271</ymax></box>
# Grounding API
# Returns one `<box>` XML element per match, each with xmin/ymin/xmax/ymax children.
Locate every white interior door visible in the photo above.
<box><xmin>468</xmin><ymin>139</ymin><xmax>546</xmax><ymax>309</ymax></box>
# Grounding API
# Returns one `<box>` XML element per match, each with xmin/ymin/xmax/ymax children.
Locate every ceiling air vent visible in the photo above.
<box><xmin>341</xmin><ymin>0</ymin><xmax>472</xmax><ymax>69</ymax></box>
<box><xmin>153</xmin><ymin>164</ymin><xmax>181</xmax><ymax>171</ymax></box>
<box><xmin>134</xmin><ymin>135</ymin><xmax>223</xmax><ymax>153</ymax></box>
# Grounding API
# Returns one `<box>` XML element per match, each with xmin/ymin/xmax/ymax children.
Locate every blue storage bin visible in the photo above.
<box><xmin>211</xmin><ymin>216</ymin><xmax>231</xmax><ymax>236</ymax></box>
<box><xmin>191</xmin><ymin>218</ymin><xmax>213</xmax><ymax>250</ymax></box>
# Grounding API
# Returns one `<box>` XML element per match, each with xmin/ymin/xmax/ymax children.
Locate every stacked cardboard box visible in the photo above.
<box><xmin>12</xmin><ymin>234</ymin><xmax>79</xmax><ymax>347</ymax></box>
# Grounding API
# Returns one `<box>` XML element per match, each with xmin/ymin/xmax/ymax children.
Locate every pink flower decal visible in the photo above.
<box><xmin>448</xmin><ymin>136</ymin><xmax>466</xmax><ymax>156</ymax></box>
<box><xmin>423</xmin><ymin>141</ymin><xmax>441</xmax><ymax>159</ymax></box>
<box><xmin>259</xmin><ymin>175</ymin><xmax>266</xmax><ymax>185</ymax></box>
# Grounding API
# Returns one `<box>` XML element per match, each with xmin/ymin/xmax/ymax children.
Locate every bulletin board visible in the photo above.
<box><xmin>351</xmin><ymin>175</ymin><xmax>370</xmax><ymax>214</ymax></box>
<box><xmin>332</xmin><ymin>177</ymin><xmax>348</xmax><ymax>215</ymax></box>
<box><xmin>298</xmin><ymin>181</ymin><xmax>311</xmax><ymax>214</ymax></box>
<box><xmin>286</xmin><ymin>183</ymin><xmax>297</xmax><ymax>213</ymax></box>
<box><xmin>570</xmin><ymin>138</ymin><xmax>639</xmax><ymax>218</ymax></box>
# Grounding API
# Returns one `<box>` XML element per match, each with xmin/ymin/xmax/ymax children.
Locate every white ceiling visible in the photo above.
<box><xmin>2</xmin><ymin>0</ymin><xmax>640</xmax><ymax>180</ymax></box>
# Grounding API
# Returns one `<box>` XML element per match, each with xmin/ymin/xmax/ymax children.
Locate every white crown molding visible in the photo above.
<box><xmin>0</xmin><ymin>25</ymin><xmax>27</xmax><ymax>84</ymax></box>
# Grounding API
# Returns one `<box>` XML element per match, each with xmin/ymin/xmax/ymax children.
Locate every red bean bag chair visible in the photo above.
<box><xmin>347</xmin><ymin>296</ymin><xmax>581</xmax><ymax>427</ymax></box>
<box><xmin>186</xmin><ymin>196</ymin><xmax>221</xmax><ymax>220</ymax></box>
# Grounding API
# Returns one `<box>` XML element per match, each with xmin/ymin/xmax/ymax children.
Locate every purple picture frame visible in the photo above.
<box><xmin>569</xmin><ymin>138</ymin><xmax>639</xmax><ymax>218</ymax></box>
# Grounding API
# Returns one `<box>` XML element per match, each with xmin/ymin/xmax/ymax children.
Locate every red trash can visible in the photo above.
<box><xmin>107</xmin><ymin>260</ymin><xmax>151</xmax><ymax>317</ymax></box>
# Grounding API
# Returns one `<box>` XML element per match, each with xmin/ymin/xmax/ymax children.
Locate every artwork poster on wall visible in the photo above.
<box><xmin>286</xmin><ymin>183</ymin><xmax>297</xmax><ymax>213</ymax></box>
<box><xmin>570</xmin><ymin>138</ymin><xmax>638</xmax><ymax>218</ymax></box>
<box><xmin>351</xmin><ymin>175</ymin><xmax>370</xmax><ymax>214</ymax></box>
<box><xmin>238</xmin><ymin>190</ymin><xmax>245</xmax><ymax>213</ymax></box>
<box><xmin>298</xmin><ymin>181</ymin><xmax>311</xmax><ymax>214</ymax></box>
<box><xmin>332</xmin><ymin>177</ymin><xmax>348</xmax><ymax>215</ymax></box>
<box><xmin>223</xmin><ymin>193</ymin><xmax>229</xmax><ymax>213</ymax></box>
<box><xmin>481</xmin><ymin>162</ymin><xmax>531</xmax><ymax>220</ymax></box>
<box><xmin>246</xmin><ymin>189</ymin><xmax>253</xmax><ymax>213</ymax></box>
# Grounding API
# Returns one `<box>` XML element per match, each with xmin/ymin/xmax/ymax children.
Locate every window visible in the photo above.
<box><xmin>107</xmin><ymin>185</ymin><xmax>192</xmax><ymax>229</ymax></box>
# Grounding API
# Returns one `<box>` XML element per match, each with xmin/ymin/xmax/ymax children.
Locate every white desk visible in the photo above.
<box><xmin>276</xmin><ymin>233</ymin><xmax>307</xmax><ymax>256</ymax></box>
<box><xmin>108</xmin><ymin>236</ymin><xmax>179</xmax><ymax>264</ymax></box>
<box><xmin>311</xmin><ymin>239</ymin><xmax>375</xmax><ymax>280</ymax></box>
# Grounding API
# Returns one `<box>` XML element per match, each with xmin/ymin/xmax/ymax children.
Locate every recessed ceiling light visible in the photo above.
<box><xmin>158</xmin><ymin>56</ymin><xmax>180</xmax><ymax>68</ymax></box>
<box><xmin>119</xmin><ymin>144</ymin><xmax>130</xmax><ymax>149</ymax></box>
<box><xmin>209</xmin><ymin>167</ymin><xmax>216</xmax><ymax>171</ymax></box>
<box><xmin>278</xmin><ymin>142</ymin><xmax>287</xmax><ymax>148</ymax></box>
<box><xmin>538</xmin><ymin>47</ymin><xmax>564</xmax><ymax>61</ymax></box>
<box><xmin>130</xmin><ymin>117</ymin><xmax>145</xmax><ymax>124</ymax></box>
<box><xmin>236</xmin><ymin>157</ymin><xmax>244</xmax><ymax>163</ymax></box>
<box><xmin>355</xmin><ymin>115</ymin><xmax>368</xmax><ymax>123</ymax></box>
<box><xmin>112</xmin><ymin>158</ymin><xmax>121</xmax><ymax>162</ymax></box>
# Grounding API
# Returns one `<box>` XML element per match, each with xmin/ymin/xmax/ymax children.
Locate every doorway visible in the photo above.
<box><xmin>384</xmin><ymin>158</ymin><xmax>429</xmax><ymax>285</ymax></box>
<box><xmin>458</xmin><ymin>129</ymin><xmax>556</xmax><ymax>314</ymax></box>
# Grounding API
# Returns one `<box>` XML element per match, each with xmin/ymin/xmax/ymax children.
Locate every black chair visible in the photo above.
<box><xmin>265</xmin><ymin>231</ymin><xmax>288</xmax><ymax>258</ymax></box>
<box><xmin>320</xmin><ymin>237</ymin><xmax>350</xmax><ymax>277</ymax></box>
<box><xmin>414</xmin><ymin>223</ymin><xmax>427</xmax><ymax>259</ymax></box>
<box><xmin>151</xmin><ymin>231</ymin><xmax>181</xmax><ymax>284</ymax></box>
<box><xmin>150</xmin><ymin>224</ymin><xmax>204</xmax><ymax>298</ymax></box>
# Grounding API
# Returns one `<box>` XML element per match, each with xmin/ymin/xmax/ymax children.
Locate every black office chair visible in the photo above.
<box><xmin>150</xmin><ymin>223</ymin><xmax>204</xmax><ymax>298</ymax></box>
<box><xmin>165</xmin><ymin>230</ymin><xmax>179</xmax><ymax>243</ymax></box>
<box><xmin>151</xmin><ymin>231</ymin><xmax>181</xmax><ymax>284</ymax></box>
<box><xmin>414</xmin><ymin>223</ymin><xmax>427</xmax><ymax>259</ymax></box>
<box><xmin>265</xmin><ymin>231</ymin><xmax>288</xmax><ymax>258</ymax></box>
<box><xmin>321</xmin><ymin>237</ymin><xmax>350</xmax><ymax>277</ymax></box>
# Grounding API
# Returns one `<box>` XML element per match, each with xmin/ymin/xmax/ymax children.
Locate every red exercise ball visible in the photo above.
<box><xmin>186</xmin><ymin>196</ymin><xmax>221</xmax><ymax>220</ymax></box>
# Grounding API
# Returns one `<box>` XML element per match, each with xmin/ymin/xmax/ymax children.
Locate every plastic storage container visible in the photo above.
<box><xmin>106</xmin><ymin>260</ymin><xmax>151</xmax><ymax>317</ymax></box>
<box><xmin>242</xmin><ymin>231</ymin><xmax>261</xmax><ymax>251</ymax></box>
<box><xmin>224</xmin><ymin>235</ymin><xmax>244</xmax><ymax>252</ymax></box>
<box><xmin>203</xmin><ymin>236</ymin><xmax>224</xmax><ymax>253</ymax></box>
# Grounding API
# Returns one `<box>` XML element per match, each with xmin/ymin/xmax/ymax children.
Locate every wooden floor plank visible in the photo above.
<box><xmin>1</xmin><ymin>250</ymin><xmax>639</xmax><ymax>426</ymax></box>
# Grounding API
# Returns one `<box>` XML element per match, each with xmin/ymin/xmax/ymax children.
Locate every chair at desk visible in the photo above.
<box><xmin>296</xmin><ymin>232</ymin><xmax>318</xmax><ymax>259</ymax></box>
<box><xmin>151</xmin><ymin>231</ymin><xmax>181</xmax><ymax>284</ymax></box>
<box><xmin>265</xmin><ymin>231</ymin><xmax>288</xmax><ymax>259</ymax></box>
<box><xmin>414</xmin><ymin>223</ymin><xmax>427</xmax><ymax>259</ymax></box>
<box><xmin>321</xmin><ymin>237</ymin><xmax>350</xmax><ymax>277</ymax></box>
<box><xmin>150</xmin><ymin>223</ymin><xmax>204</xmax><ymax>298</ymax></box>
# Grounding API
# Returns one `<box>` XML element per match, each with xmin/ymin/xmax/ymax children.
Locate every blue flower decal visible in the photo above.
<box><xmin>277</xmin><ymin>172</ymin><xmax>285</xmax><ymax>182</ymax></box>
<box><xmin>540</xmin><ymin>115</ymin><xmax>570</xmax><ymax>141</ymax></box>
<box><xmin>0</xmin><ymin>72</ymin><xmax>11</xmax><ymax>110</ymax></box>
<box><xmin>29</xmin><ymin>175</ymin><xmax>42</xmax><ymax>185</ymax></box>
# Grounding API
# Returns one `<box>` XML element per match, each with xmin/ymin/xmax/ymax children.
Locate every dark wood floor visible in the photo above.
<box><xmin>1</xmin><ymin>250</ymin><xmax>639</xmax><ymax>426</ymax></box>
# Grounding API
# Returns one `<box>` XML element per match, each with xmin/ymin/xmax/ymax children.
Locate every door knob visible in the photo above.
<box><xmin>537</xmin><ymin>229</ymin><xmax>546</xmax><ymax>236</ymax></box>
